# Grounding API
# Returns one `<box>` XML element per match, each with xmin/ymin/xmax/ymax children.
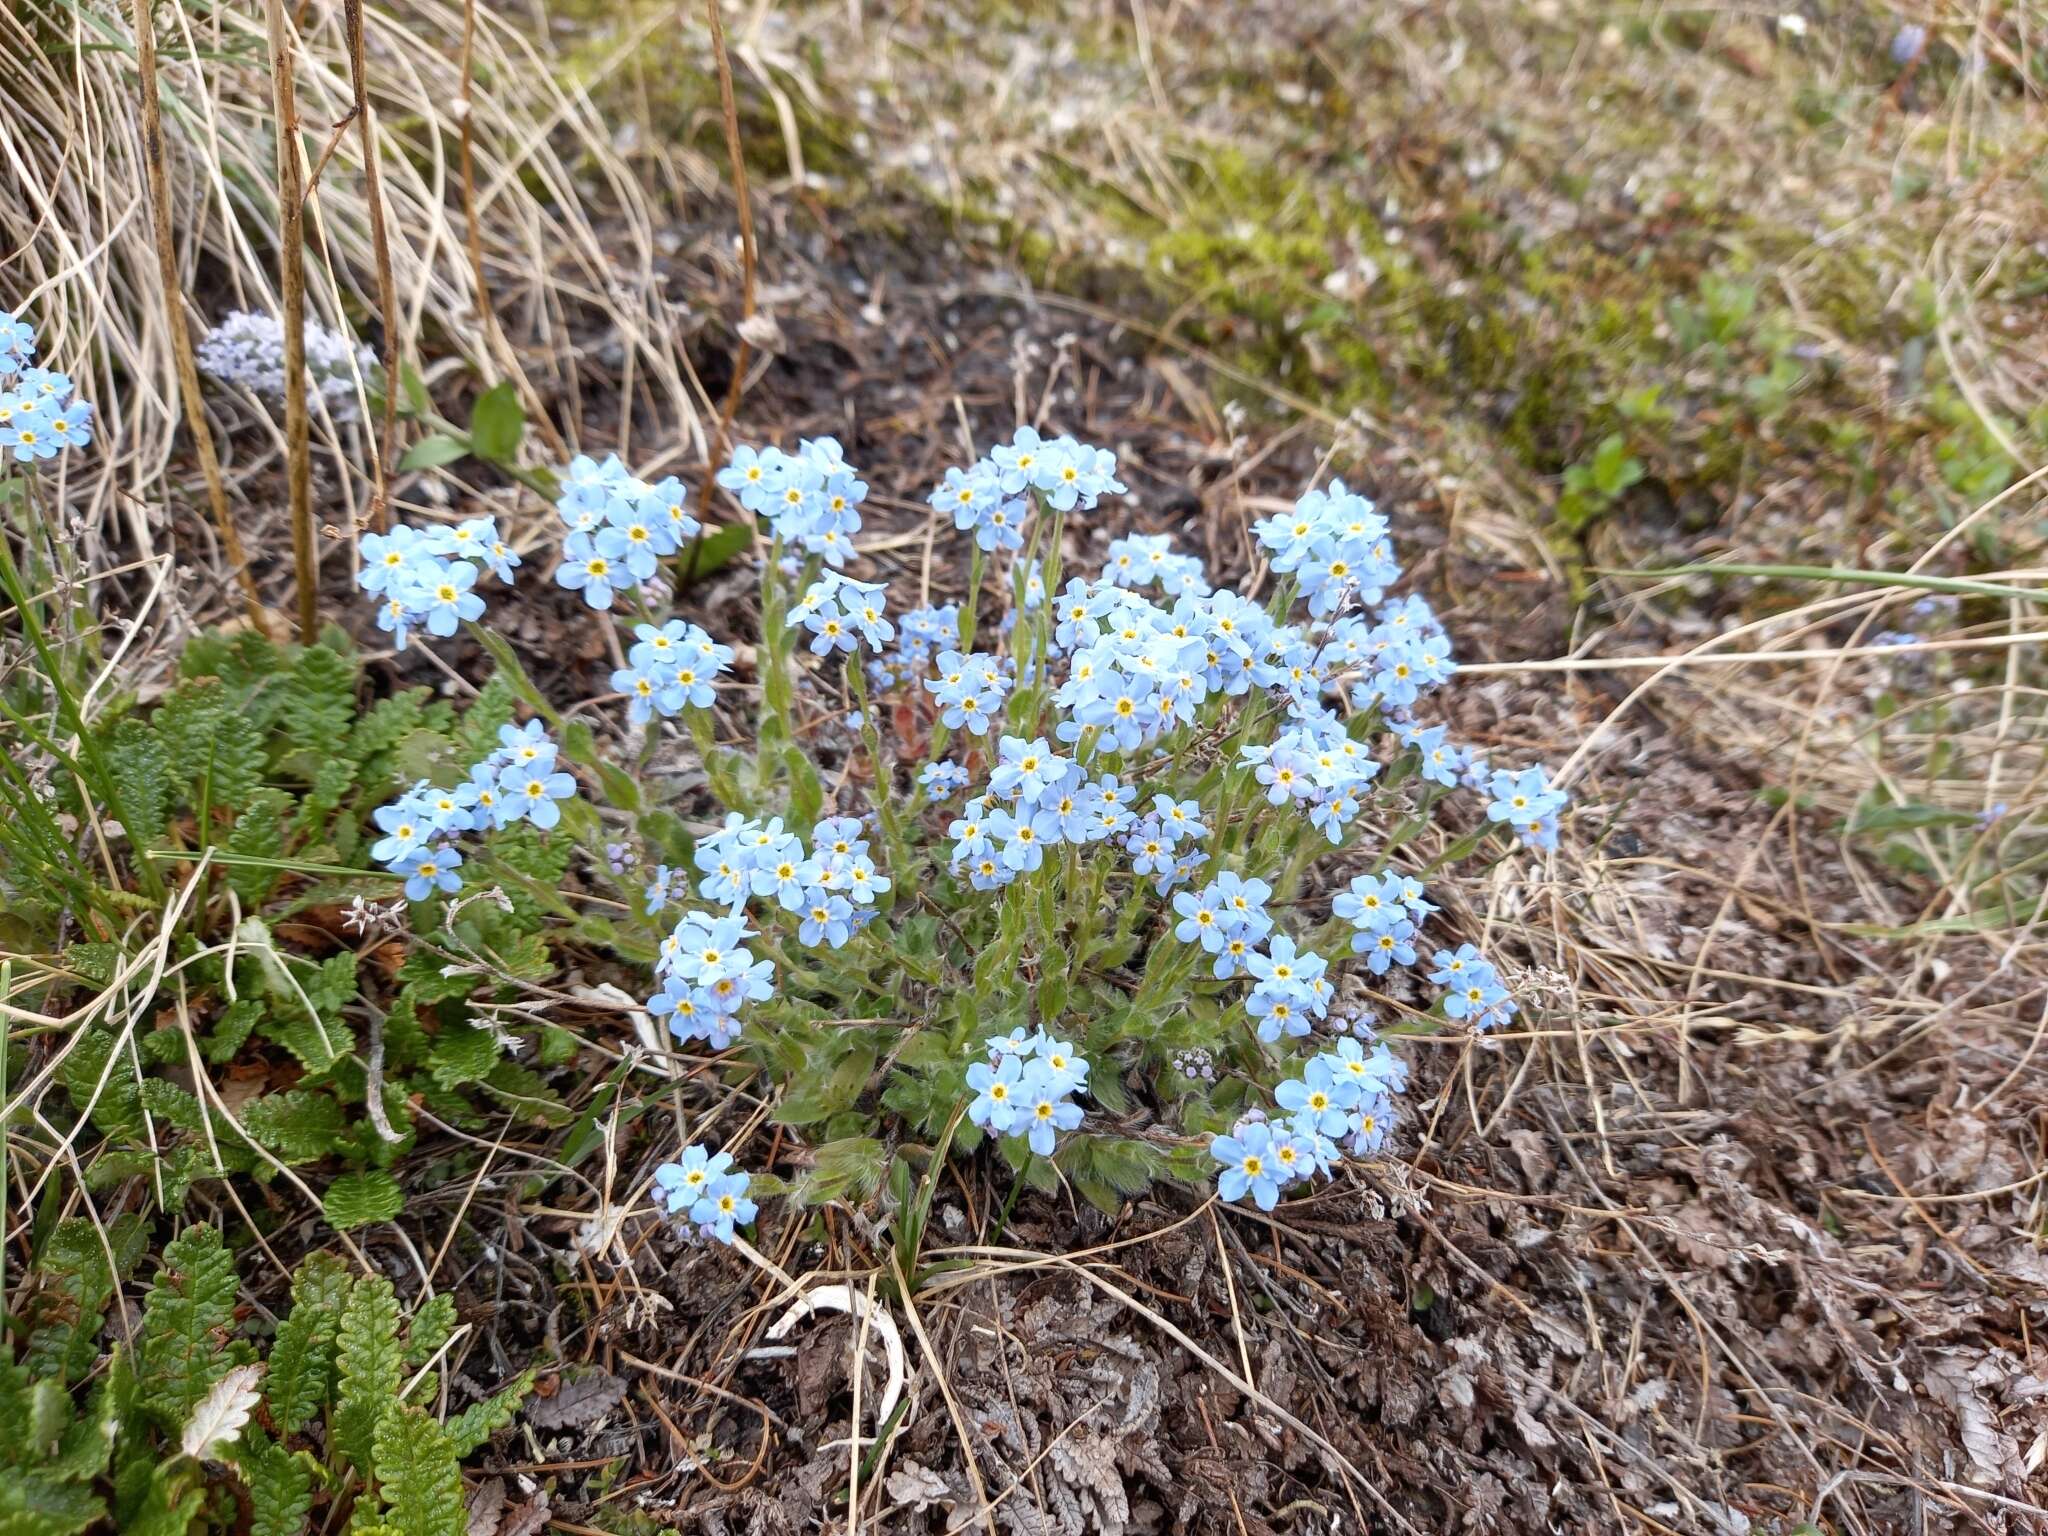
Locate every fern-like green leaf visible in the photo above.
<box><xmin>225</xmin><ymin>788</ymin><xmax>291</xmax><ymax>905</ymax></box>
<box><xmin>402</xmin><ymin>1294</ymin><xmax>457</xmax><ymax>1369</ymax></box>
<box><xmin>200</xmin><ymin>712</ymin><xmax>267</xmax><ymax>808</ymax></box>
<box><xmin>152</xmin><ymin>681</ymin><xmax>228</xmax><ymax>789</ymax></box>
<box><xmin>371</xmin><ymin>1405</ymin><xmax>464</xmax><ymax>1536</ymax></box>
<box><xmin>280</xmin><ymin>645</ymin><xmax>357</xmax><ymax>751</ymax></box>
<box><xmin>104</xmin><ymin>718</ymin><xmax>171</xmax><ymax>848</ymax></box>
<box><xmin>322</xmin><ymin>1172</ymin><xmax>404</xmax><ymax>1231</ymax></box>
<box><xmin>442</xmin><ymin>1368</ymin><xmax>534</xmax><ymax>1457</ymax></box>
<box><xmin>138</xmin><ymin>1226</ymin><xmax>239</xmax><ymax>1430</ymax></box>
<box><xmin>264</xmin><ymin>1252</ymin><xmax>350</xmax><ymax>1436</ymax></box>
<box><xmin>237</xmin><ymin>1432</ymin><xmax>314</xmax><ymax>1536</ymax></box>
<box><xmin>426</xmin><ymin>1025</ymin><xmax>498</xmax><ymax>1091</ymax></box>
<box><xmin>238</xmin><ymin>1092</ymin><xmax>347</xmax><ymax>1166</ymax></box>
<box><xmin>333</xmin><ymin>1276</ymin><xmax>403</xmax><ymax>1472</ymax></box>
<box><xmin>347</xmin><ymin>690</ymin><xmax>429</xmax><ymax>765</ymax></box>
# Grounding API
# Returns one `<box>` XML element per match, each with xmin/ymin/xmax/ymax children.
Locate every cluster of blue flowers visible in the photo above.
<box><xmin>927</xmin><ymin>425</ymin><xmax>1127</xmax><ymax>551</ymax></box>
<box><xmin>553</xmin><ymin>454</ymin><xmax>702</xmax><ymax>610</ymax></box>
<box><xmin>609</xmin><ymin>619</ymin><xmax>733</xmax><ymax>724</ymax></box>
<box><xmin>1427</xmin><ymin>943</ymin><xmax>1519</xmax><ymax>1028</ymax></box>
<box><xmin>715</xmin><ymin>437</ymin><xmax>864</xmax><ymax>567</ymax></box>
<box><xmin>794</xmin><ymin>570</ymin><xmax>894</xmax><ymax>656</ymax></box>
<box><xmin>924</xmin><ymin>649</ymin><xmax>1012</xmax><ymax>736</ymax></box>
<box><xmin>966</xmin><ymin>1028</ymin><xmax>1090</xmax><ymax>1155</ymax></box>
<box><xmin>651</xmin><ymin>1142</ymin><xmax>757</xmax><ymax>1244</ymax></box>
<box><xmin>590</xmin><ymin>432</ymin><xmax>1569</xmax><ymax>1221</ymax></box>
<box><xmin>645</xmin><ymin>810</ymin><xmax>894</xmax><ymax>1046</ymax></box>
<box><xmin>1212</xmin><ymin>1036</ymin><xmax>1408</xmax><ymax>1210</ymax></box>
<box><xmin>1483</xmin><ymin>765</ymin><xmax>1570</xmax><ymax>852</ymax></box>
<box><xmin>367</xmin><ymin>722</ymin><xmax>577</xmax><ymax>898</ymax></box>
<box><xmin>357</xmin><ymin>516</ymin><xmax>519</xmax><ymax>650</ymax></box>
<box><xmin>0</xmin><ymin>310</ymin><xmax>94</xmax><ymax>463</ymax></box>
<box><xmin>943</xmin><ymin>734</ymin><xmax>1146</xmax><ymax>891</ymax></box>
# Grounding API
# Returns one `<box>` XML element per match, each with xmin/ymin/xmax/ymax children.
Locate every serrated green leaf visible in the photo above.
<box><xmin>403</xmin><ymin>1294</ymin><xmax>457</xmax><ymax>1368</ymax></box>
<box><xmin>238</xmin><ymin>1432</ymin><xmax>314</xmax><ymax>1536</ymax></box>
<box><xmin>238</xmin><ymin>1092</ymin><xmax>348</xmax><ymax>1164</ymax></box>
<box><xmin>372</xmin><ymin>1404</ymin><xmax>464</xmax><ymax>1536</ymax></box>
<box><xmin>426</xmin><ymin>1025</ymin><xmax>499</xmax><ymax>1091</ymax></box>
<box><xmin>442</xmin><ymin>1368</ymin><xmax>534</xmax><ymax>1456</ymax></box>
<box><xmin>264</xmin><ymin>1255</ymin><xmax>348</xmax><ymax>1437</ymax></box>
<box><xmin>333</xmin><ymin>1276</ymin><xmax>403</xmax><ymax>1472</ymax></box>
<box><xmin>280</xmin><ymin>645</ymin><xmax>357</xmax><ymax>750</ymax></box>
<box><xmin>138</xmin><ymin>1226</ymin><xmax>239</xmax><ymax>1430</ymax></box>
<box><xmin>322</xmin><ymin>1172</ymin><xmax>404</xmax><ymax>1231</ymax></box>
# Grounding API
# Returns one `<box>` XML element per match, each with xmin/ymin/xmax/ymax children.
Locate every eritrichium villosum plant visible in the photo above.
<box><xmin>346</xmin><ymin>417</ymin><xmax>1569</xmax><ymax>1239</ymax></box>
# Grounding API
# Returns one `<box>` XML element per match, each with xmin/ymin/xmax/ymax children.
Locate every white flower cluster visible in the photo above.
<box><xmin>197</xmin><ymin>310</ymin><xmax>377</xmax><ymax>423</ymax></box>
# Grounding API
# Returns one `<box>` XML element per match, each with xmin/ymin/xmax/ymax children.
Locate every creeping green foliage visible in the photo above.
<box><xmin>3</xmin><ymin>1238</ymin><xmax>532</xmax><ymax>1536</ymax></box>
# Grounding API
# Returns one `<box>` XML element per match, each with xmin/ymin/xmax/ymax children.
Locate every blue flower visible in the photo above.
<box><xmin>690</xmin><ymin>1172</ymin><xmax>757</xmax><ymax>1244</ymax></box>
<box><xmin>499</xmin><ymin>765</ymin><xmax>578</xmax><ymax>828</ymax></box>
<box><xmin>798</xmin><ymin>890</ymin><xmax>854</xmax><ymax>948</ymax></box>
<box><xmin>1276</xmin><ymin>1060</ymin><xmax>1354</xmax><ymax>1137</ymax></box>
<box><xmin>653</xmin><ymin>1142</ymin><xmax>735</xmax><ymax>1213</ymax></box>
<box><xmin>394</xmin><ymin>845</ymin><xmax>465</xmax><ymax>901</ymax></box>
<box><xmin>555</xmin><ymin>531</ymin><xmax>623</xmax><ymax>609</ymax></box>
<box><xmin>1018</xmin><ymin>1069</ymin><xmax>1084</xmax><ymax>1155</ymax></box>
<box><xmin>1212</xmin><ymin>1124</ymin><xmax>1284</xmax><ymax>1210</ymax></box>
<box><xmin>966</xmin><ymin>1053</ymin><xmax>1027</xmax><ymax>1133</ymax></box>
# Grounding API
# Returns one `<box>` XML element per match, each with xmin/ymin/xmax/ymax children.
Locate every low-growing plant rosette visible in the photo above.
<box><xmin>333</xmin><ymin>418</ymin><xmax>1571</xmax><ymax>1240</ymax></box>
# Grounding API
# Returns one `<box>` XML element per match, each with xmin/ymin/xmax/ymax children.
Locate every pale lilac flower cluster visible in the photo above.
<box><xmin>357</xmin><ymin>516</ymin><xmax>518</xmax><ymax>650</ymax></box>
<box><xmin>553</xmin><ymin>454</ymin><xmax>701</xmax><ymax>610</ymax></box>
<box><xmin>0</xmin><ymin>310</ymin><xmax>95</xmax><ymax>463</ymax></box>
<box><xmin>652</xmin><ymin>1143</ymin><xmax>757</xmax><ymax>1244</ymax></box>
<box><xmin>966</xmin><ymin>1028</ymin><xmax>1090</xmax><ymax>1155</ymax></box>
<box><xmin>366</xmin><ymin>722</ymin><xmax>577</xmax><ymax>899</ymax></box>
<box><xmin>197</xmin><ymin>309</ymin><xmax>376</xmax><ymax>423</ymax></box>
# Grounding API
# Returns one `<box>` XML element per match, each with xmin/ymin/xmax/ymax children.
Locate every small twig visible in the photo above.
<box><xmin>262</xmin><ymin>0</ymin><xmax>317</xmax><ymax>640</ymax></box>
<box><xmin>688</xmin><ymin>0</ymin><xmax>759</xmax><ymax>546</ymax></box>
<box><xmin>343</xmin><ymin>0</ymin><xmax>401</xmax><ymax>529</ymax></box>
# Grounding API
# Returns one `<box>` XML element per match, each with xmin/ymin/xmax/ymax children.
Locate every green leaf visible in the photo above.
<box><xmin>677</xmin><ymin>522</ymin><xmax>753</xmax><ymax>586</ymax></box>
<box><xmin>238</xmin><ymin>1091</ymin><xmax>348</xmax><ymax>1164</ymax></box>
<box><xmin>238</xmin><ymin>1433</ymin><xmax>314</xmax><ymax>1536</ymax></box>
<box><xmin>280</xmin><ymin>645</ymin><xmax>357</xmax><ymax>751</ymax></box>
<box><xmin>403</xmin><ymin>1294</ymin><xmax>457</xmax><ymax>1367</ymax></box>
<box><xmin>265</xmin><ymin>1252</ymin><xmax>350</xmax><ymax>1436</ymax></box>
<box><xmin>397</xmin><ymin>434</ymin><xmax>470</xmax><ymax>472</ymax></box>
<box><xmin>798</xmin><ymin>1136</ymin><xmax>886</xmax><ymax>1205</ymax></box>
<box><xmin>467</xmin><ymin>383</ymin><xmax>524</xmax><ymax>466</ymax></box>
<box><xmin>138</xmin><ymin>1226</ymin><xmax>239</xmax><ymax>1429</ymax></box>
<box><xmin>1846</xmin><ymin>802</ymin><xmax>1976</xmax><ymax>834</ymax></box>
<box><xmin>426</xmin><ymin>1024</ymin><xmax>500</xmax><ymax>1091</ymax></box>
<box><xmin>442</xmin><ymin>1369</ymin><xmax>534</xmax><ymax>1456</ymax></box>
<box><xmin>372</xmin><ymin>1404</ymin><xmax>465</xmax><ymax>1536</ymax></box>
<box><xmin>323</xmin><ymin>1172</ymin><xmax>405</xmax><ymax>1231</ymax></box>
<box><xmin>334</xmin><ymin>1276</ymin><xmax>404</xmax><ymax>1472</ymax></box>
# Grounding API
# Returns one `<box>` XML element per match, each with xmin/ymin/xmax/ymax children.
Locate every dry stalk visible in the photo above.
<box><xmin>129</xmin><ymin>0</ymin><xmax>268</xmax><ymax>635</ymax></box>
<box><xmin>262</xmin><ymin>0</ymin><xmax>316</xmax><ymax>640</ymax></box>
